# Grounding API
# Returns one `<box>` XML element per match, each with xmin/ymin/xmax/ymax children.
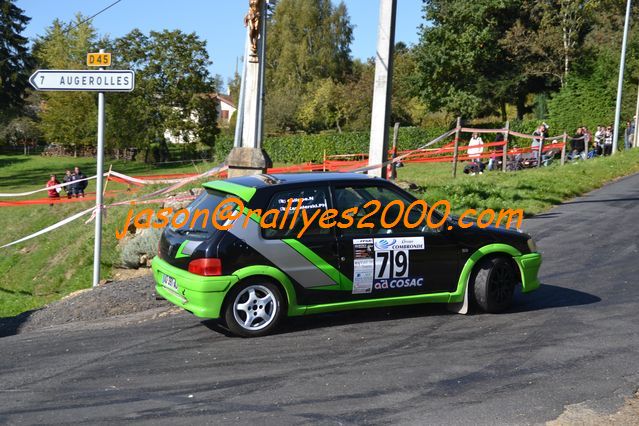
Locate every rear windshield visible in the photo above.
<box><xmin>168</xmin><ymin>189</ymin><xmax>239</xmax><ymax>235</ymax></box>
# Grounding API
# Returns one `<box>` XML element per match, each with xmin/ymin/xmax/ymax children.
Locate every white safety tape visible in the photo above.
<box><xmin>0</xmin><ymin>175</ymin><xmax>99</xmax><ymax>197</ymax></box>
<box><xmin>0</xmin><ymin>206</ymin><xmax>96</xmax><ymax>248</ymax></box>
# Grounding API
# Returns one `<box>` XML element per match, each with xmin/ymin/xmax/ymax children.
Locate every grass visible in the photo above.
<box><xmin>397</xmin><ymin>149</ymin><xmax>639</xmax><ymax>215</ymax></box>
<box><xmin>1</xmin><ymin>150</ymin><xmax>638</xmax><ymax>318</ymax></box>
<box><xmin>0</xmin><ymin>154</ymin><xmax>216</xmax><ymax>318</ymax></box>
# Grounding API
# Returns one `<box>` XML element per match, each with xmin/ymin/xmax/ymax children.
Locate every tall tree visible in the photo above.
<box><xmin>109</xmin><ymin>29</ymin><xmax>220</xmax><ymax>159</ymax></box>
<box><xmin>0</xmin><ymin>0</ymin><xmax>33</xmax><ymax>117</ymax></box>
<box><xmin>33</xmin><ymin>16</ymin><xmax>98</xmax><ymax>148</ymax></box>
<box><xmin>265</xmin><ymin>0</ymin><xmax>354</xmax><ymax>132</ymax></box>
<box><xmin>414</xmin><ymin>0</ymin><xmax>522</xmax><ymax>119</ymax></box>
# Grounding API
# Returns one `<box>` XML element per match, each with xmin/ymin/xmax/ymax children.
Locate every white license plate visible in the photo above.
<box><xmin>161</xmin><ymin>274</ymin><xmax>178</xmax><ymax>292</ymax></box>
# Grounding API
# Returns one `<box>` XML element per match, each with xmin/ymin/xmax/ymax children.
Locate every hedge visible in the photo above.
<box><xmin>213</xmin><ymin>126</ymin><xmax>449</xmax><ymax>164</ymax></box>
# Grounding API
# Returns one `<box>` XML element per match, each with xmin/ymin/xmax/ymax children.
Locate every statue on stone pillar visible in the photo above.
<box><xmin>244</xmin><ymin>0</ymin><xmax>261</xmax><ymax>63</ymax></box>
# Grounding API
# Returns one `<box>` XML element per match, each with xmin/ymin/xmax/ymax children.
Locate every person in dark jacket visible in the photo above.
<box><xmin>571</xmin><ymin>128</ymin><xmax>585</xmax><ymax>155</ymax></box>
<box><xmin>72</xmin><ymin>166</ymin><xmax>88</xmax><ymax>198</ymax></box>
<box><xmin>62</xmin><ymin>169</ymin><xmax>73</xmax><ymax>199</ymax></box>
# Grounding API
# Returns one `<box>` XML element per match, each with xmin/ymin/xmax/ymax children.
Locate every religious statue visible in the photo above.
<box><xmin>244</xmin><ymin>0</ymin><xmax>261</xmax><ymax>62</ymax></box>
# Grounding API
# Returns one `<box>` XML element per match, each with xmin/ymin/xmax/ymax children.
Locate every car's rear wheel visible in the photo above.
<box><xmin>224</xmin><ymin>280</ymin><xmax>284</xmax><ymax>337</ymax></box>
<box><xmin>471</xmin><ymin>256</ymin><xmax>518</xmax><ymax>313</ymax></box>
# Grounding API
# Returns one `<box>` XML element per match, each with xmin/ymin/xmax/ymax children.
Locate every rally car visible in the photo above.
<box><xmin>152</xmin><ymin>173</ymin><xmax>541</xmax><ymax>337</ymax></box>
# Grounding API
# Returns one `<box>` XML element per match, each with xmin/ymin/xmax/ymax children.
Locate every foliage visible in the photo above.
<box><xmin>0</xmin><ymin>116</ymin><xmax>42</xmax><ymax>149</ymax></box>
<box><xmin>415</xmin><ymin>0</ymin><xmax>522</xmax><ymax>118</ymax></box>
<box><xmin>0</xmin><ymin>0</ymin><xmax>33</xmax><ymax>116</ymax></box>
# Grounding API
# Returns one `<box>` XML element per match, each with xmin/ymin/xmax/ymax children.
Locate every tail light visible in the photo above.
<box><xmin>188</xmin><ymin>258</ymin><xmax>222</xmax><ymax>276</ymax></box>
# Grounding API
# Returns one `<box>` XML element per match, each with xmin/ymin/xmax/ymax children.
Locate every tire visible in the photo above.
<box><xmin>471</xmin><ymin>256</ymin><xmax>518</xmax><ymax>313</ymax></box>
<box><xmin>223</xmin><ymin>279</ymin><xmax>284</xmax><ymax>337</ymax></box>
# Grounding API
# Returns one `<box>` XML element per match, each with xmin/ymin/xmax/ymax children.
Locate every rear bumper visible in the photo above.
<box><xmin>151</xmin><ymin>256</ymin><xmax>238</xmax><ymax>319</ymax></box>
<box><xmin>514</xmin><ymin>252</ymin><xmax>542</xmax><ymax>293</ymax></box>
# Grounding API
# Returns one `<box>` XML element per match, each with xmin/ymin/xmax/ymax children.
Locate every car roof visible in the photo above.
<box><xmin>216</xmin><ymin>172</ymin><xmax>379</xmax><ymax>190</ymax></box>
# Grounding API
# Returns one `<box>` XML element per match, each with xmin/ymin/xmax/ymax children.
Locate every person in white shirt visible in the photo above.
<box><xmin>468</xmin><ymin>132</ymin><xmax>484</xmax><ymax>159</ymax></box>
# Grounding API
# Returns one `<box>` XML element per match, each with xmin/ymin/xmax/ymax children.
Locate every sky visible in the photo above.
<box><xmin>16</xmin><ymin>0</ymin><xmax>424</xmax><ymax>91</ymax></box>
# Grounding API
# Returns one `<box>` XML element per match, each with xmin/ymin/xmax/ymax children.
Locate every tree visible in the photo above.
<box><xmin>0</xmin><ymin>0</ymin><xmax>34</xmax><ymax>117</ymax></box>
<box><xmin>109</xmin><ymin>29</ymin><xmax>221</xmax><ymax>159</ymax></box>
<box><xmin>1</xmin><ymin>116</ymin><xmax>41</xmax><ymax>154</ymax></box>
<box><xmin>414</xmin><ymin>0</ymin><xmax>522</xmax><ymax>119</ymax></box>
<box><xmin>33</xmin><ymin>16</ymin><xmax>99</xmax><ymax>148</ymax></box>
<box><xmin>265</xmin><ymin>0</ymin><xmax>354</xmax><ymax>132</ymax></box>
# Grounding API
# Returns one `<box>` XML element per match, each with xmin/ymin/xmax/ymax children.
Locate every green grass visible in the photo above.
<box><xmin>1</xmin><ymin>150</ymin><xmax>638</xmax><ymax>318</ymax></box>
<box><xmin>397</xmin><ymin>149</ymin><xmax>639</xmax><ymax>215</ymax></box>
<box><xmin>0</xmin><ymin>154</ymin><xmax>215</xmax><ymax>318</ymax></box>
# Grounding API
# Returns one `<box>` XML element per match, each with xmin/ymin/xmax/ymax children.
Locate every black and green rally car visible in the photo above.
<box><xmin>152</xmin><ymin>173</ymin><xmax>541</xmax><ymax>337</ymax></box>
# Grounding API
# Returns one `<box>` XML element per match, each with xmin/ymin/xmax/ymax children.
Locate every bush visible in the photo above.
<box><xmin>212</xmin><ymin>127</ymin><xmax>450</xmax><ymax>164</ymax></box>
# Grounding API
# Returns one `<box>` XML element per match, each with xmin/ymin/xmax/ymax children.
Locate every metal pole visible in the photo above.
<box><xmin>452</xmin><ymin>116</ymin><xmax>461</xmax><ymax>178</ymax></box>
<box><xmin>633</xmin><ymin>82</ymin><xmax>639</xmax><ymax>148</ymax></box>
<box><xmin>612</xmin><ymin>0</ymin><xmax>632</xmax><ymax>155</ymax></box>
<box><xmin>367</xmin><ymin>0</ymin><xmax>397</xmax><ymax>178</ymax></box>
<box><xmin>502</xmin><ymin>121</ymin><xmax>509</xmax><ymax>172</ymax></box>
<box><xmin>537</xmin><ymin>136</ymin><xmax>544</xmax><ymax>168</ymax></box>
<box><xmin>561</xmin><ymin>133</ymin><xmax>567</xmax><ymax>165</ymax></box>
<box><xmin>92</xmin><ymin>48</ymin><xmax>106</xmax><ymax>288</ymax></box>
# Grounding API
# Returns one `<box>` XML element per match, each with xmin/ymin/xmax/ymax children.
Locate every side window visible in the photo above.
<box><xmin>262</xmin><ymin>187</ymin><xmax>330</xmax><ymax>239</ymax></box>
<box><xmin>334</xmin><ymin>185</ymin><xmax>437</xmax><ymax>235</ymax></box>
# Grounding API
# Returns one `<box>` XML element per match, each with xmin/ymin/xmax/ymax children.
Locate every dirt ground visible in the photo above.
<box><xmin>548</xmin><ymin>391</ymin><xmax>639</xmax><ymax>425</ymax></box>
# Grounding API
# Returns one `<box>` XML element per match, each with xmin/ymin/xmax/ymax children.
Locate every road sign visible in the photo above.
<box><xmin>28</xmin><ymin>70</ymin><xmax>135</xmax><ymax>92</ymax></box>
<box><xmin>87</xmin><ymin>52</ymin><xmax>111</xmax><ymax>67</ymax></box>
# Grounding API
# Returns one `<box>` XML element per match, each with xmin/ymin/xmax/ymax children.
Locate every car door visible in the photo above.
<box><xmin>333</xmin><ymin>183</ymin><xmax>462</xmax><ymax>299</ymax></box>
<box><xmin>260</xmin><ymin>185</ymin><xmax>341</xmax><ymax>300</ymax></box>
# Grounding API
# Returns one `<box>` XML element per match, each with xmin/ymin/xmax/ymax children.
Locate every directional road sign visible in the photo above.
<box><xmin>29</xmin><ymin>69</ymin><xmax>135</xmax><ymax>92</ymax></box>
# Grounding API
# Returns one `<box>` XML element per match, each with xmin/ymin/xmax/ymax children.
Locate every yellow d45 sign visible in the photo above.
<box><xmin>87</xmin><ymin>52</ymin><xmax>111</xmax><ymax>67</ymax></box>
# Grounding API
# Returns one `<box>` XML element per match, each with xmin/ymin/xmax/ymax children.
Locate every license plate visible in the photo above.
<box><xmin>161</xmin><ymin>274</ymin><xmax>178</xmax><ymax>292</ymax></box>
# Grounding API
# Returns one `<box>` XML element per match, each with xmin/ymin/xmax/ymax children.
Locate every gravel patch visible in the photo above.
<box><xmin>0</xmin><ymin>273</ymin><xmax>172</xmax><ymax>336</ymax></box>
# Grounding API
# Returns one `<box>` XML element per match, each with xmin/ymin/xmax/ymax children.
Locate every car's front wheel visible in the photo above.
<box><xmin>471</xmin><ymin>256</ymin><xmax>518</xmax><ymax>313</ymax></box>
<box><xmin>223</xmin><ymin>280</ymin><xmax>284</xmax><ymax>337</ymax></box>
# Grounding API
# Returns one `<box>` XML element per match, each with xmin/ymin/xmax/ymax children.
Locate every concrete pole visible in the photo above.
<box><xmin>612</xmin><ymin>0</ymin><xmax>632</xmax><ymax>155</ymax></box>
<box><xmin>92</xmin><ymin>48</ymin><xmax>106</xmax><ymax>289</ymax></box>
<box><xmin>255</xmin><ymin>0</ymin><xmax>267</xmax><ymax>148</ymax></box>
<box><xmin>561</xmin><ymin>133</ymin><xmax>567</xmax><ymax>166</ymax></box>
<box><xmin>233</xmin><ymin>32</ymin><xmax>250</xmax><ymax>149</ymax></box>
<box><xmin>633</xmin><ymin>82</ymin><xmax>639</xmax><ymax>148</ymax></box>
<box><xmin>367</xmin><ymin>0</ymin><xmax>397</xmax><ymax>178</ymax></box>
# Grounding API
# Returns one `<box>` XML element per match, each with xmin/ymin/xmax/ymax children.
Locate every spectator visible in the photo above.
<box><xmin>46</xmin><ymin>174</ymin><xmax>60</xmax><ymax>206</ymax></box>
<box><xmin>604</xmin><ymin>126</ymin><xmax>613</xmax><ymax>156</ymax></box>
<box><xmin>594</xmin><ymin>125</ymin><xmax>604</xmax><ymax>152</ymax></box>
<box><xmin>71</xmin><ymin>166</ymin><xmax>88</xmax><ymax>198</ymax></box>
<box><xmin>62</xmin><ymin>169</ymin><xmax>73</xmax><ymax>199</ymax></box>
<box><xmin>582</xmin><ymin>126</ymin><xmax>591</xmax><ymax>154</ymax></box>
<box><xmin>626</xmin><ymin>117</ymin><xmax>635</xmax><ymax>150</ymax></box>
<box><xmin>468</xmin><ymin>132</ymin><xmax>484</xmax><ymax>161</ymax></box>
<box><xmin>531</xmin><ymin>125</ymin><xmax>544</xmax><ymax>159</ymax></box>
<box><xmin>571</xmin><ymin>127</ymin><xmax>585</xmax><ymax>159</ymax></box>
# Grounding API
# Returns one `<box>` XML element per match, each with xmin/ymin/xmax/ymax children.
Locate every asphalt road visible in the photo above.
<box><xmin>2</xmin><ymin>173</ymin><xmax>639</xmax><ymax>425</ymax></box>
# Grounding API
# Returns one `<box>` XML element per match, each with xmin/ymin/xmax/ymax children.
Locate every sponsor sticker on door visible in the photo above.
<box><xmin>352</xmin><ymin>237</ymin><xmax>425</xmax><ymax>294</ymax></box>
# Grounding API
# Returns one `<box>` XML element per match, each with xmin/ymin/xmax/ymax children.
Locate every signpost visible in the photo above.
<box><xmin>29</xmin><ymin>51</ymin><xmax>134</xmax><ymax>288</ymax></box>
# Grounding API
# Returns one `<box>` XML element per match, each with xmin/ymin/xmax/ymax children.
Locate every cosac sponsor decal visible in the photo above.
<box><xmin>374</xmin><ymin>278</ymin><xmax>424</xmax><ymax>290</ymax></box>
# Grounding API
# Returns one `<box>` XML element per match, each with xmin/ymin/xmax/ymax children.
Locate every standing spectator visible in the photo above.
<box><xmin>468</xmin><ymin>132</ymin><xmax>484</xmax><ymax>161</ymax></box>
<box><xmin>46</xmin><ymin>174</ymin><xmax>60</xmax><ymax>206</ymax></box>
<box><xmin>531</xmin><ymin>125</ymin><xmax>544</xmax><ymax>159</ymax></box>
<box><xmin>626</xmin><ymin>117</ymin><xmax>635</xmax><ymax>150</ymax></box>
<box><xmin>582</xmin><ymin>126</ymin><xmax>591</xmax><ymax>154</ymax></box>
<box><xmin>604</xmin><ymin>126</ymin><xmax>613</xmax><ymax>156</ymax></box>
<box><xmin>594</xmin><ymin>125</ymin><xmax>604</xmax><ymax>153</ymax></box>
<box><xmin>71</xmin><ymin>166</ymin><xmax>88</xmax><ymax>198</ymax></box>
<box><xmin>62</xmin><ymin>169</ymin><xmax>74</xmax><ymax>199</ymax></box>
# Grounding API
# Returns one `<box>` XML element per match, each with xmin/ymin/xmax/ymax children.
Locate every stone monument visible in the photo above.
<box><xmin>226</xmin><ymin>0</ymin><xmax>272</xmax><ymax>177</ymax></box>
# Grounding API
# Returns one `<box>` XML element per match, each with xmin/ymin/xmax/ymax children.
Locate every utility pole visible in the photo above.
<box><xmin>633</xmin><ymin>82</ymin><xmax>639</xmax><ymax>148</ymax></box>
<box><xmin>367</xmin><ymin>0</ymin><xmax>397</xmax><ymax>178</ymax></box>
<box><xmin>612</xmin><ymin>0</ymin><xmax>632</xmax><ymax>155</ymax></box>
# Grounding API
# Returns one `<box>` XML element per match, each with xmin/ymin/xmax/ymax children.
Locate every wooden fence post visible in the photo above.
<box><xmin>502</xmin><ymin>121</ymin><xmax>509</xmax><ymax>172</ymax></box>
<box><xmin>452</xmin><ymin>116</ymin><xmax>461</xmax><ymax>178</ymax></box>
<box><xmin>537</xmin><ymin>136</ymin><xmax>544</xmax><ymax>168</ymax></box>
<box><xmin>389</xmin><ymin>122</ymin><xmax>400</xmax><ymax>180</ymax></box>
<box><xmin>561</xmin><ymin>133</ymin><xmax>567</xmax><ymax>165</ymax></box>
